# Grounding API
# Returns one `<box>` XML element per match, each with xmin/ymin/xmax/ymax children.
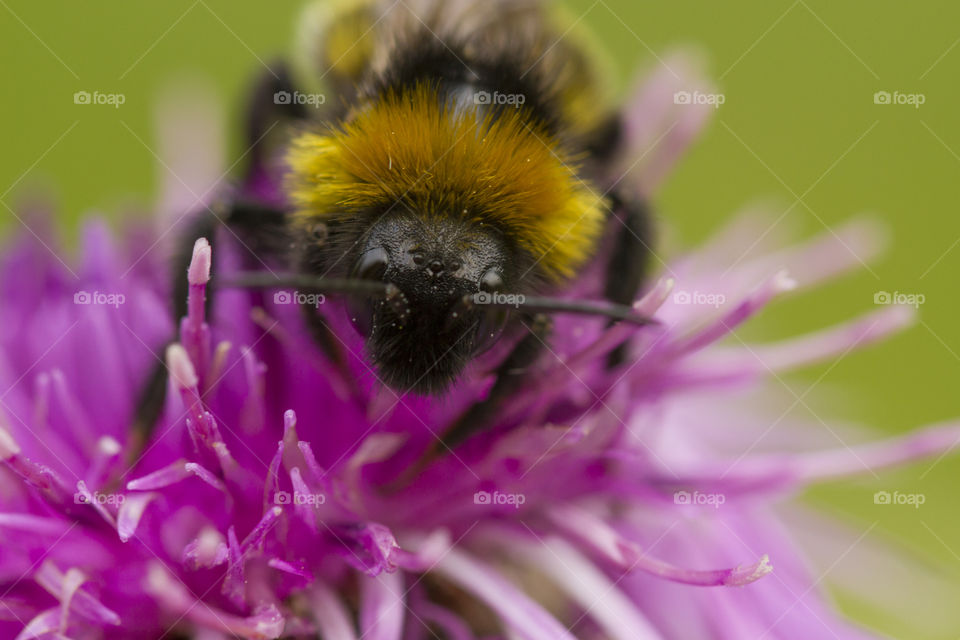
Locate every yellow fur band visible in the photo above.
<box><xmin>285</xmin><ymin>83</ymin><xmax>606</xmax><ymax>280</ymax></box>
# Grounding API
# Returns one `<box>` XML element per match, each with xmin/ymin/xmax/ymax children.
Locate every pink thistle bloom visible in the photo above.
<box><xmin>0</xmin><ymin>57</ymin><xmax>956</xmax><ymax>640</ymax></box>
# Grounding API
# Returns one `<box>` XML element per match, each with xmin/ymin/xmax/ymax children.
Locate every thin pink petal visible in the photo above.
<box><xmin>359</xmin><ymin>571</ymin><xmax>405</xmax><ymax>640</ymax></box>
<box><xmin>434</xmin><ymin>549</ymin><xmax>577</xmax><ymax>640</ymax></box>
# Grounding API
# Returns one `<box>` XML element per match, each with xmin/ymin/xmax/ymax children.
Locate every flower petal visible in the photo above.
<box><xmin>359</xmin><ymin>571</ymin><xmax>405</xmax><ymax>640</ymax></box>
<box><xmin>434</xmin><ymin>549</ymin><xmax>577</xmax><ymax>640</ymax></box>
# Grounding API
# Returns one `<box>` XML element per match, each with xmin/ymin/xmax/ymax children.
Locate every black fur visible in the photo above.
<box><xmin>364</xmin><ymin>29</ymin><xmax>564</xmax><ymax>136</ymax></box>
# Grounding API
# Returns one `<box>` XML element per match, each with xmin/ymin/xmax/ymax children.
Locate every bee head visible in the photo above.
<box><xmin>347</xmin><ymin>211</ymin><xmax>515</xmax><ymax>394</ymax></box>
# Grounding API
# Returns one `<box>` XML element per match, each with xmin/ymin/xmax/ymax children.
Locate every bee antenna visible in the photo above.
<box><xmin>217</xmin><ymin>271</ymin><xmax>392</xmax><ymax>297</ymax></box>
<box><xmin>465</xmin><ymin>293</ymin><xmax>659</xmax><ymax>327</ymax></box>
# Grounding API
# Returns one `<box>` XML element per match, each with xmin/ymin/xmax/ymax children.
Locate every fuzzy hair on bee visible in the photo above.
<box><xmin>257</xmin><ymin>0</ymin><xmax>650</xmax><ymax>394</ymax></box>
<box><xmin>285</xmin><ymin>82</ymin><xmax>607</xmax><ymax>281</ymax></box>
<box><xmin>136</xmin><ymin>0</ymin><xmax>655</xmax><ymax>449</ymax></box>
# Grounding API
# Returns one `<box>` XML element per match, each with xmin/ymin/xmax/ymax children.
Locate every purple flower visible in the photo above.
<box><xmin>1</xmin><ymin>58</ymin><xmax>956</xmax><ymax>640</ymax></box>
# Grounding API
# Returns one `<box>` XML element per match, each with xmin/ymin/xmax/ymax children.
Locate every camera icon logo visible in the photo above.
<box><xmin>74</xmin><ymin>291</ymin><xmax>92</xmax><ymax>305</ymax></box>
<box><xmin>473</xmin><ymin>291</ymin><xmax>492</xmax><ymax>305</ymax></box>
<box><xmin>274</xmin><ymin>91</ymin><xmax>292</xmax><ymax>105</ymax></box>
<box><xmin>274</xmin><ymin>491</ymin><xmax>292</xmax><ymax>505</ymax></box>
<box><xmin>873</xmin><ymin>491</ymin><xmax>891</xmax><ymax>505</ymax></box>
<box><xmin>673</xmin><ymin>490</ymin><xmax>691</xmax><ymax>505</ymax></box>
<box><xmin>73</xmin><ymin>492</ymin><xmax>90</xmax><ymax>504</ymax></box>
<box><xmin>74</xmin><ymin>91</ymin><xmax>91</xmax><ymax>105</ymax></box>
<box><xmin>672</xmin><ymin>290</ymin><xmax>691</xmax><ymax>305</ymax></box>
<box><xmin>474</xmin><ymin>91</ymin><xmax>492</xmax><ymax>105</ymax></box>
<box><xmin>874</xmin><ymin>291</ymin><xmax>892</xmax><ymax>305</ymax></box>
<box><xmin>673</xmin><ymin>91</ymin><xmax>692</xmax><ymax>105</ymax></box>
<box><xmin>873</xmin><ymin>91</ymin><xmax>891</xmax><ymax>105</ymax></box>
<box><xmin>473</xmin><ymin>491</ymin><xmax>491</xmax><ymax>505</ymax></box>
<box><xmin>273</xmin><ymin>291</ymin><xmax>292</xmax><ymax>305</ymax></box>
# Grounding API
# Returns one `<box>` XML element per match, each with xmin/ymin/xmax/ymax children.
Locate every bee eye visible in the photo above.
<box><xmin>354</xmin><ymin>247</ymin><xmax>389</xmax><ymax>281</ymax></box>
<box><xmin>480</xmin><ymin>269</ymin><xmax>504</xmax><ymax>293</ymax></box>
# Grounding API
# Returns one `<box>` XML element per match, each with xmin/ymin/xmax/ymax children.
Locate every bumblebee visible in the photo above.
<box><xmin>150</xmin><ymin>0</ymin><xmax>654</xmax><ymax>447</ymax></box>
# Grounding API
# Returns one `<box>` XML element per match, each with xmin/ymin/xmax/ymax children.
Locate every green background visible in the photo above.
<box><xmin>1</xmin><ymin>1</ymin><xmax>958</xmax><ymax>637</ymax></box>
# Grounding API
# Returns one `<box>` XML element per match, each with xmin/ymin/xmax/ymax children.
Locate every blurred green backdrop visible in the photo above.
<box><xmin>1</xmin><ymin>1</ymin><xmax>958</xmax><ymax>637</ymax></box>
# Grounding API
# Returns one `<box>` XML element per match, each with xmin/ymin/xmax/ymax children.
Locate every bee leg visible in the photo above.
<box><xmin>449</xmin><ymin>313</ymin><xmax>551</xmax><ymax>444</ymax></box>
<box><xmin>297</xmin><ymin>304</ymin><xmax>364</xmax><ymax>398</ymax></box>
<box><xmin>602</xmin><ymin>191</ymin><xmax>652</xmax><ymax>367</ymax></box>
<box><xmin>385</xmin><ymin>314</ymin><xmax>551</xmax><ymax>491</ymax></box>
<box><xmin>128</xmin><ymin>60</ymin><xmax>301</xmax><ymax>456</ymax></box>
<box><xmin>584</xmin><ymin>113</ymin><xmax>624</xmax><ymax>163</ymax></box>
<box><xmin>127</xmin><ymin>211</ymin><xmax>220</xmax><ymax>463</ymax></box>
<box><xmin>127</xmin><ymin>351</ymin><xmax>172</xmax><ymax>463</ymax></box>
<box><xmin>128</xmin><ymin>199</ymin><xmax>287</xmax><ymax>461</ymax></box>
<box><xmin>585</xmin><ymin>113</ymin><xmax>653</xmax><ymax>366</ymax></box>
